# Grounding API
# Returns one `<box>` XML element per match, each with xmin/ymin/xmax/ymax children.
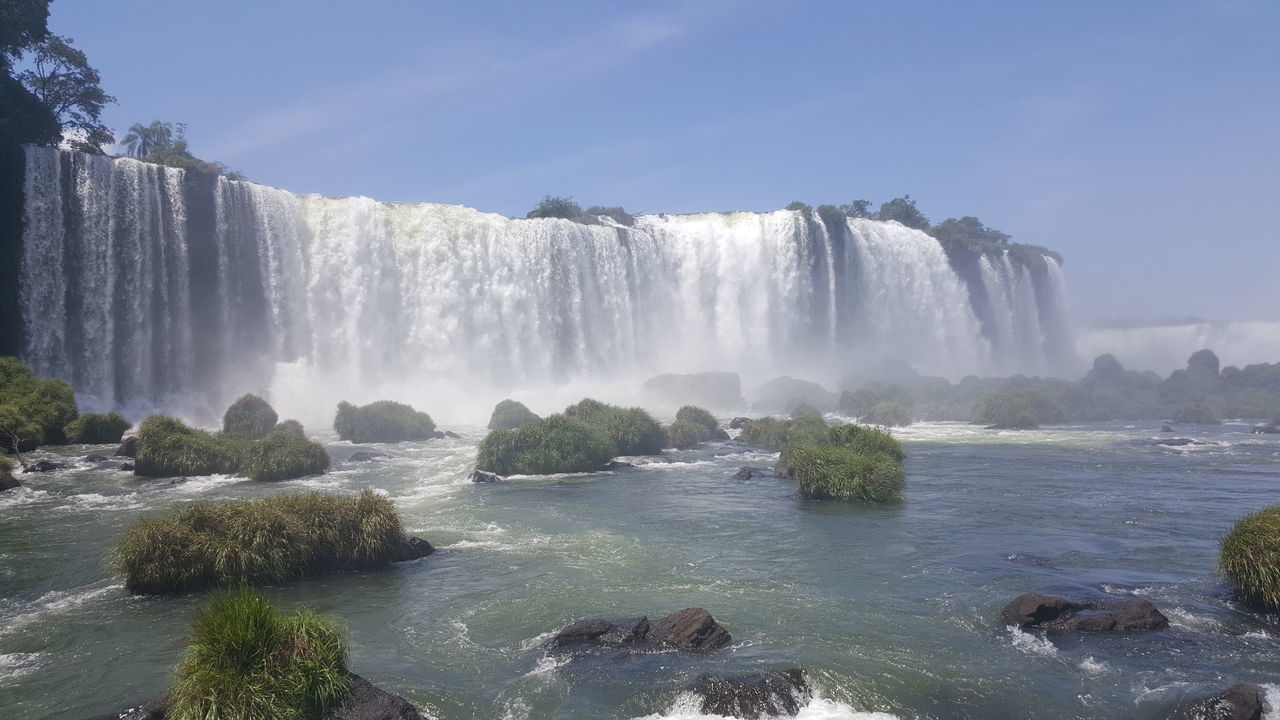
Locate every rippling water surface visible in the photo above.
<box><xmin>2</xmin><ymin>420</ymin><xmax>1279</xmax><ymax>719</ymax></box>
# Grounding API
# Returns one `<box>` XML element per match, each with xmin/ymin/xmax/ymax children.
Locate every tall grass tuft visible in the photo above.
<box><xmin>334</xmin><ymin>400</ymin><xmax>435</xmax><ymax>443</ymax></box>
<box><xmin>113</xmin><ymin>491</ymin><xmax>409</xmax><ymax>594</ymax></box>
<box><xmin>476</xmin><ymin>414</ymin><xmax>615</xmax><ymax>475</ymax></box>
<box><xmin>64</xmin><ymin>412</ymin><xmax>132</xmax><ymax>444</ymax></box>
<box><xmin>665</xmin><ymin>420</ymin><xmax>709</xmax><ymax>449</ymax></box>
<box><xmin>739</xmin><ymin>415</ymin><xmax>830</xmax><ymax>451</ymax></box>
<box><xmin>168</xmin><ymin>587</ymin><xmax>349</xmax><ymax>720</ymax></box>
<box><xmin>564</xmin><ymin>399</ymin><xmax>665</xmax><ymax>455</ymax></box>
<box><xmin>783</xmin><ymin>444</ymin><xmax>905</xmax><ymax>502</ymax></box>
<box><xmin>134</xmin><ymin>415</ymin><xmax>243</xmax><ymax>477</ymax></box>
<box><xmin>1220</xmin><ymin>506</ymin><xmax>1280</xmax><ymax>611</ymax></box>
<box><xmin>828</xmin><ymin>423</ymin><xmax>906</xmax><ymax>462</ymax></box>
<box><xmin>223</xmin><ymin>394</ymin><xmax>279</xmax><ymax>440</ymax></box>
<box><xmin>243</xmin><ymin>430</ymin><xmax>331</xmax><ymax>482</ymax></box>
<box><xmin>675</xmin><ymin>405</ymin><xmax>720</xmax><ymax>435</ymax></box>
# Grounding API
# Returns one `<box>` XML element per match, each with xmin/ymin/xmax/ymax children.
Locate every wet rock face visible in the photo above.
<box><xmin>328</xmin><ymin>673</ymin><xmax>425</xmax><ymax>720</ymax></box>
<box><xmin>685</xmin><ymin>669</ymin><xmax>810</xmax><ymax>720</ymax></box>
<box><xmin>543</xmin><ymin>608</ymin><xmax>732</xmax><ymax>652</ymax></box>
<box><xmin>1171</xmin><ymin>683</ymin><xmax>1263</xmax><ymax>720</ymax></box>
<box><xmin>1001</xmin><ymin>593</ymin><xmax>1169</xmax><ymax>634</ymax></box>
<box><xmin>394</xmin><ymin>536</ymin><xmax>435</xmax><ymax>562</ymax></box>
<box><xmin>114</xmin><ymin>436</ymin><xmax>138</xmax><ymax>457</ymax></box>
<box><xmin>470</xmin><ymin>469</ymin><xmax>502</xmax><ymax>483</ymax></box>
<box><xmin>348</xmin><ymin>451</ymin><xmax>386</xmax><ymax>462</ymax></box>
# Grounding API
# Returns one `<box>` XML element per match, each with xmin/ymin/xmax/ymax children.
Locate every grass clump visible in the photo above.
<box><xmin>1220</xmin><ymin>506</ymin><xmax>1280</xmax><ymax>612</ymax></box>
<box><xmin>112</xmin><ymin>490</ymin><xmax>409</xmax><ymax>594</ymax></box>
<box><xmin>860</xmin><ymin>401</ymin><xmax>912</xmax><ymax>428</ymax></box>
<box><xmin>665</xmin><ymin>420</ymin><xmax>710</xmax><ymax>449</ymax></box>
<box><xmin>64</xmin><ymin>412</ymin><xmax>132</xmax><ymax>444</ymax></box>
<box><xmin>828</xmin><ymin>423</ymin><xmax>907</xmax><ymax>462</ymax></box>
<box><xmin>223</xmin><ymin>394</ymin><xmax>279</xmax><ymax>440</ymax></box>
<box><xmin>782</xmin><ymin>444</ymin><xmax>905</xmax><ymax>502</ymax></box>
<box><xmin>243</xmin><ymin>429</ymin><xmax>330</xmax><ymax>482</ymax></box>
<box><xmin>476</xmin><ymin>414</ymin><xmax>614</xmax><ymax>475</ymax></box>
<box><xmin>488</xmin><ymin>399</ymin><xmax>540</xmax><ymax>430</ymax></box>
<box><xmin>0</xmin><ymin>357</ymin><xmax>79</xmax><ymax>451</ymax></box>
<box><xmin>168</xmin><ymin>587</ymin><xmax>349</xmax><ymax>720</ymax></box>
<box><xmin>675</xmin><ymin>405</ymin><xmax>720</xmax><ymax>435</ymax></box>
<box><xmin>738</xmin><ymin>415</ymin><xmax>831</xmax><ymax>451</ymax></box>
<box><xmin>790</xmin><ymin>402</ymin><xmax>823</xmax><ymax>419</ymax></box>
<box><xmin>564</xmin><ymin>398</ymin><xmax>665</xmax><ymax>455</ymax></box>
<box><xmin>271</xmin><ymin>419</ymin><xmax>306</xmax><ymax>439</ymax></box>
<box><xmin>334</xmin><ymin>400</ymin><xmax>435</xmax><ymax>443</ymax></box>
<box><xmin>134</xmin><ymin>415</ymin><xmax>242</xmax><ymax>477</ymax></box>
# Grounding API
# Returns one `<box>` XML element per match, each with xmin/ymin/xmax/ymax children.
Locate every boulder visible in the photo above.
<box><xmin>348</xmin><ymin>451</ymin><xmax>386</xmax><ymax>462</ymax></box>
<box><xmin>114</xmin><ymin>436</ymin><xmax>138</xmax><ymax>458</ymax></box>
<box><xmin>394</xmin><ymin>536</ymin><xmax>434</xmax><ymax>562</ymax></box>
<box><xmin>85</xmin><ymin>453</ymin><xmax>108</xmax><ymax>463</ymax></box>
<box><xmin>120</xmin><ymin>463</ymin><xmax>135</xmax><ymax>472</ymax></box>
<box><xmin>1154</xmin><ymin>438</ymin><xmax>1196</xmax><ymax>446</ymax></box>
<box><xmin>441</xmin><ymin>430</ymin><xmax>461</xmax><ymax>439</ymax></box>
<box><xmin>1</xmin><ymin>471</ymin><xmax>19</xmax><ymax>492</ymax></box>
<box><xmin>750</xmin><ymin>377</ymin><xmax>836</xmax><ymax>414</ymax></box>
<box><xmin>1171</xmin><ymin>683</ymin><xmax>1263</xmax><ymax>720</ymax></box>
<box><xmin>1001</xmin><ymin>593</ymin><xmax>1169</xmax><ymax>634</ymax></box>
<box><xmin>605</xmin><ymin>460</ymin><xmax>636</xmax><ymax>470</ymax></box>
<box><xmin>1161</xmin><ymin>424</ymin><xmax>1175</xmax><ymax>433</ymax></box>
<box><xmin>543</xmin><ymin>609</ymin><xmax>731</xmax><ymax>652</ymax></box>
<box><xmin>23</xmin><ymin>460</ymin><xmax>69</xmax><ymax>473</ymax></box>
<box><xmin>685</xmin><ymin>669</ymin><xmax>810</xmax><ymax>720</ymax></box>
<box><xmin>712</xmin><ymin>428</ymin><xmax>731</xmax><ymax>440</ymax></box>
<box><xmin>732</xmin><ymin>466</ymin><xmax>774</xmax><ymax>481</ymax></box>
<box><xmin>729</xmin><ymin>417</ymin><xmax>753</xmax><ymax>429</ymax></box>
<box><xmin>470</xmin><ymin>469</ymin><xmax>502</xmax><ymax>483</ymax></box>
<box><xmin>328</xmin><ymin>673</ymin><xmax>425</xmax><ymax>720</ymax></box>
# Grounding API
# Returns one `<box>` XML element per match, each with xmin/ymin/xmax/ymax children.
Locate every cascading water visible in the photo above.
<box><xmin>14</xmin><ymin>146</ymin><xmax>1075</xmax><ymax>419</ymax></box>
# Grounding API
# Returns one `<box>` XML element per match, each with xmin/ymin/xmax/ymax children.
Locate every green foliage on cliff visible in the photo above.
<box><xmin>527</xmin><ymin>195</ymin><xmax>583</xmax><ymax>219</ymax></box>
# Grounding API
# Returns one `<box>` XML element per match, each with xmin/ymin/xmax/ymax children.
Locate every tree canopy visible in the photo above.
<box><xmin>16</xmin><ymin>34</ymin><xmax>114</xmax><ymax>152</ymax></box>
<box><xmin>527</xmin><ymin>195</ymin><xmax>584</xmax><ymax>220</ymax></box>
<box><xmin>875</xmin><ymin>195</ymin><xmax>930</xmax><ymax>230</ymax></box>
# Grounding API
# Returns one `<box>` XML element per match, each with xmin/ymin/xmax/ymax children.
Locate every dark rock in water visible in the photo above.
<box><xmin>329</xmin><ymin>673</ymin><xmax>425</xmax><ymax>720</ymax></box>
<box><xmin>119</xmin><ymin>462</ymin><xmax>135</xmax><ymax>472</ymax></box>
<box><xmin>605</xmin><ymin>460</ymin><xmax>635</xmax><ymax>470</ymax></box>
<box><xmin>685</xmin><ymin>669</ymin><xmax>810</xmax><ymax>720</ymax></box>
<box><xmin>1253</xmin><ymin>424</ymin><xmax>1279</xmax><ymax>435</ymax></box>
<box><xmin>1001</xmin><ymin>592</ymin><xmax>1169</xmax><ymax>634</ymax></box>
<box><xmin>1</xmin><ymin>471</ymin><xmax>19</xmax><ymax>492</ymax></box>
<box><xmin>732</xmin><ymin>466</ymin><xmax>774</xmax><ymax>481</ymax></box>
<box><xmin>729</xmin><ymin>417</ymin><xmax>753</xmax><ymax>429</ymax></box>
<box><xmin>85</xmin><ymin>698</ymin><xmax>168</xmax><ymax>720</ymax></box>
<box><xmin>84</xmin><ymin>453</ymin><xmax>108</xmax><ymax>463</ymax></box>
<box><xmin>1154</xmin><ymin>438</ymin><xmax>1196</xmax><ymax>446</ymax></box>
<box><xmin>543</xmin><ymin>608</ymin><xmax>731</xmax><ymax>652</ymax></box>
<box><xmin>348</xmin><ymin>451</ymin><xmax>386</xmax><ymax>462</ymax></box>
<box><xmin>712</xmin><ymin>428</ymin><xmax>731</xmax><ymax>440</ymax></box>
<box><xmin>1171</xmin><ymin>683</ymin><xmax>1263</xmax><ymax>720</ymax></box>
<box><xmin>441</xmin><ymin>430</ymin><xmax>461</xmax><ymax>439</ymax></box>
<box><xmin>394</xmin><ymin>536</ymin><xmax>434</xmax><ymax>562</ymax></box>
<box><xmin>114</xmin><ymin>436</ymin><xmax>138</xmax><ymax>458</ymax></box>
<box><xmin>23</xmin><ymin>460</ymin><xmax>69</xmax><ymax>473</ymax></box>
<box><xmin>429</xmin><ymin>430</ymin><xmax>446</xmax><ymax>439</ymax></box>
<box><xmin>470</xmin><ymin>469</ymin><xmax>502</xmax><ymax>483</ymax></box>
<box><xmin>1161</xmin><ymin>424</ymin><xmax>1175</xmax><ymax>433</ymax></box>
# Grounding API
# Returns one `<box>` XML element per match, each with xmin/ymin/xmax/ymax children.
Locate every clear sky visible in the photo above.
<box><xmin>46</xmin><ymin>0</ymin><xmax>1280</xmax><ymax>324</ymax></box>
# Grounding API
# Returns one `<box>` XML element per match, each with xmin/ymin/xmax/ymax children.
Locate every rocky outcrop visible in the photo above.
<box><xmin>750</xmin><ymin>377</ymin><xmax>836</xmax><ymax>414</ymax></box>
<box><xmin>1171</xmin><ymin>683</ymin><xmax>1263</xmax><ymax>720</ymax></box>
<box><xmin>470</xmin><ymin>469</ymin><xmax>502</xmax><ymax>483</ymax></box>
<box><xmin>685</xmin><ymin>669</ymin><xmax>810</xmax><ymax>720</ymax></box>
<box><xmin>729</xmin><ymin>417</ymin><xmax>753</xmax><ymax>429</ymax></box>
<box><xmin>543</xmin><ymin>608</ymin><xmax>731</xmax><ymax>652</ymax></box>
<box><xmin>348</xmin><ymin>451</ymin><xmax>385</xmax><ymax>462</ymax></box>
<box><xmin>115</xmin><ymin>436</ymin><xmax>138</xmax><ymax>457</ymax></box>
<box><xmin>1161</xmin><ymin>424</ymin><xmax>1175</xmax><ymax>433</ymax></box>
<box><xmin>1001</xmin><ymin>593</ymin><xmax>1169</xmax><ymax>634</ymax></box>
<box><xmin>393</xmin><ymin>536</ymin><xmax>434</xmax><ymax>562</ymax></box>
<box><xmin>23</xmin><ymin>460</ymin><xmax>69</xmax><ymax>473</ymax></box>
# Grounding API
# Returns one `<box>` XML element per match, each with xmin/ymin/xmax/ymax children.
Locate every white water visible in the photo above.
<box><xmin>18</xmin><ymin>146</ymin><xmax>1072</xmax><ymax>423</ymax></box>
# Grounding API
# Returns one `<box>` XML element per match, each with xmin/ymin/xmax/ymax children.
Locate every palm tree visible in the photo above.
<box><xmin>120</xmin><ymin>119</ymin><xmax>173</xmax><ymax>158</ymax></box>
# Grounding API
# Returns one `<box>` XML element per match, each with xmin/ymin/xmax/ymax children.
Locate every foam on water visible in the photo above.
<box><xmin>635</xmin><ymin>691</ymin><xmax>900</xmax><ymax>720</ymax></box>
<box><xmin>1008</xmin><ymin>626</ymin><xmax>1059</xmax><ymax>657</ymax></box>
<box><xmin>0</xmin><ymin>583</ymin><xmax>123</xmax><ymax>636</ymax></box>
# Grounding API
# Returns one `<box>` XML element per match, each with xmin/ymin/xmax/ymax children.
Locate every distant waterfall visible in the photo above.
<box><xmin>15</xmin><ymin>146</ymin><xmax>1076</xmax><ymax>415</ymax></box>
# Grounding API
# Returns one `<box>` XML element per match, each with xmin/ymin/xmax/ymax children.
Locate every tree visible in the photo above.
<box><xmin>876</xmin><ymin>195</ymin><xmax>930</xmax><ymax>230</ymax></box>
<box><xmin>17</xmin><ymin>34</ymin><xmax>114</xmax><ymax>153</ymax></box>
<box><xmin>785</xmin><ymin>201</ymin><xmax>813</xmax><ymax>212</ymax></box>
<box><xmin>0</xmin><ymin>0</ymin><xmax>58</xmax><ymax>147</ymax></box>
<box><xmin>0</xmin><ymin>0</ymin><xmax>50</xmax><ymax>71</ymax></box>
<box><xmin>841</xmin><ymin>199</ymin><xmax>874</xmax><ymax>218</ymax></box>
<box><xmin>931</xmin><ymin>215</ymin><xmax>1011</xmax><ymax>247</ymax></box>
<box><xmin>526</xmin><ymin>195</ymin><xmax>583</xmax><ymax>220</ymax></box>
<box><xmin>120</xmin><ymin>119</ymin><xmax>174</xmax><ymax>158</ymax></box>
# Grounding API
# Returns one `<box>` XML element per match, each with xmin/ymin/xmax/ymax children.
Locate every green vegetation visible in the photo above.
<box><xmin>738</xmin><ymin>415</ymin><xmax>831</xmax><ymax>451</ymax></box>
<box><xmin>526</xmin><ymin>195</ymin><xmax>583</xmax><ymax>219</ymax></box>
<box><xmin>860</xmin><ymin>401</ymin><xmax>912</xmax><ymax>427</ymax></box>
<box><xmin>782</xmin><ymin>444</ymin><xmax>905</xmax><ymax>502</ymax></box>
<box><xmin>15</xmin><ymin>33</ymin><xmax>114</xmax><ymax>152</ymax></box>
<box><xmin>487</xmin><ymin>399</ymin><xmax>540</xmax><ymax>430</ymax></box>
<box><xmin>785</xmin><ymin>201</ymin><xmax>813</xmax><ymax>213</ymax></box>
<box><xmin>1171</xmin><ymin>402</ymin><xmax>1220</xmax><ymax>425</ymax></box>
<box><xmin>563</xmin><ymin>398</ymin><xmax>665</xmax><ymax>455</ymax></box>
<box><xmin>242</xmin><ymin>430</ymin><xmax>330</xmax><ymax>482</ymax></box>
<box><xmin>973</xmin><ymin>388</ymin><xmax>1062</xmax><ymax>428</ymax></box>
<box><xmin>665</xmin><ymin>420</ymin><xmax>710</xmax><ymax>449</ymax></box>
<box><xmin>112</xmin><ymin>490</ymin><xmax>408</xmax><ymax>594</ymax></box>
<box><xmin>0</xmin><ymin>356</ymin><xmax>78</xmax><ymax>452</ymax></box>
<box><xmin>1220</xmin><ymin>506</ymin><xmax>1280</xmax><ymax>612</ymax></box>
<box><xmin>675</xmin><ymin>405</ymin><xmax>719</xmax><ymax>435</ymax></box>
<box><xmin>272</xmin><ymin>419</ymin><xmax>306</xmax><ymax>439</ymax></box>
<box><xmin>875</xmin><ymin>195</ymin><xmax>930</xmax><ymax>230</ymax></box>
<box><xmin>167</xmin><ymin>587</ymin><xmax>349</xmax><ymax>720</ymax></box>
<box><xmin>64</xmin><ymin>411</ymin><xmax>131</xmax><ymax>444</ymax></box>
<box><xmin>828</xmin><ymin>423</ymin><xmax>907</xmax><ymax>462</ymax></box>
<box><xmin>334</xmin><ymin>400</ymin><xmax>435</xmax><ymax>443</ymax></box>
<box><xmin>476</xmin><ymin>413</ymin><xmax>614</xmax><ymax>475</ymax></box>
<box><xmin>135</xmin><ymin>413</ymin><xmax>328</xmax><ymax>481</ymax></box>
<box><xmin>223</xmin><ymin>394</ymin><xmax>279</xmax><ymax>440</ymax></box>
<box><xmin>790</xmin><ymin>402</ymin><xmax>822</xmax><ymax>419</ymax></box>
<box><xmin>121</xmin><ymin>119</ymin><xmax>245</xmax><ymax>178</ymax></box>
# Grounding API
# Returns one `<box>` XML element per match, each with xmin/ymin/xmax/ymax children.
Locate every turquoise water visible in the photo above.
<box><xmin>2</xmin><ymin>420</ymin><xmax>1278</xmax><ymax>719</ymax></box>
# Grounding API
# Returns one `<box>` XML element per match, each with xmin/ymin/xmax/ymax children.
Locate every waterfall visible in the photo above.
<box><xmin>14</xmin><ymin>146</ymin><xmax>1076</xmax><ymax>417</ymax></box>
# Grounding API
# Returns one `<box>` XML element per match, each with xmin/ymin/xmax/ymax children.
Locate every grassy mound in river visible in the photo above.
<box><xmin>222</xmin><ymin>393</ymin><xmax>279</xmax><ymax>439</ymax></box>
<box><xmin>487</xmin><ymin>399</ymin><xmax>540</xmax><ymax>430</ymax></box>
<box><xmin>564</xmin><ymin>398</ymin><xmax>665</xmax><ymax>455</ymax></box>
<box><xmin>476</xmin><ymin>414</ymin><xmax>614</xmax><ymax>475</ymax></box>
<box><xmin>334</xmin><ymin>400</ymin><xmax>436</xmax><ymax>443</ymax></box>
<box><xmin>113</xmin><ymin>490</ymin><xmax>410</xmax><ymax>594</ymax></box>
<box><xmin>168</xmin><ymin>587</ymin><xmax>349</xmax><ymax>720</ymax></box>
<box><xmin>1220</xmin><ymin>506</ymin><xmax>1280</xmax><ymax>611</ymax></box>
<box><xmin>134</xmin><ymin>415</ymin><xmax>328</xmax><ymax>481</ymax></box>
<box><xmin>665</xmin><ymin>420</ymin><xmax>709</xmax><ymax>449</ymax></box>
<box><xmin>782</xmin><ymin>444</ymin><xmax>905</xmax><ymax>502</ymax></box>
<box><xmin>64</xmin><ymin>412</ymin><xmax>131</xmax><ymax>444</ymax></box>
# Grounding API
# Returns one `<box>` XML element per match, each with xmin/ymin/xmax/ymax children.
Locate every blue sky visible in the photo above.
<box><xmin>47</xmin><ymin>0</ymin><xmax>1279</xmax><ymax>323</ymax></box>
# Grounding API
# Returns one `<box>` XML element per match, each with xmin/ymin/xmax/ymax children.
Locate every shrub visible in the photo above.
<box><xmin>828</xmin><ymin>423</ymin><xmax>906</xmax><ymax>462</ymax></box>
<box><xmin>973</xmin><ymin>389</ymin><xmax>1063</xmax><ymax>427</ymax></box>
<box><xmin>783</xmin><ymin>444</ymin><xmax>905</xmax><ymax>502</ymax></box>
<box><xmin>476</xmin><ymin>414</ymin><xmax>614</xmax><ymax>475</ymax></box>
<box><xmin>860</xmin><ymin>401</ymin><xmax>912</xmax><ymax>428</ymax></box>
<box><xmin>223</xmin><ymin>394</ymin><xmax>279</xmax><ymax>440</ymax></box>
<box><xmin>112</xmin><ymin>490</ymin><xmax>409</xmax><ymax>594</ymax></box>
<box><xmin>675</xmin><ymin>405</ymin><xmax>719</xmax><ymax>435</ymax></box>
<box><xmin>134</xmin><ymin>415</ymin><xmax>242</xmax><ymax>477</ymax></box>
<box><xmin>563</xmin><ymin>398</ymin><xmax>664</xmax><ymax>455</ymax></box>
<box><xmin>526</xmin><ymin>195</ymin><xmax>583</xmax><ymax>220</ymax></box>
<box><xmin>0</xmin><ymin>357</ymin><xmax>79</xmax><ymax>449</ymax></box>
<box><xmin>738</xmin><ymin>415</ymin><xmax>830</xmax><ymax>451</ymax></box>
<box><xmin>1220</xmin><ymin>506</ymin><xmax>1280</xmax><ymax>611</ymax></box>
<box><xmin>665</xmin><ymin>420</ymin><xmax>710</xmax><ymax>449</ymax></box>
<box><xmin>168</xmin><ymin>587</ymin><xmax>349</xmax><ymax>720</ymax></box>
<box><xmin>272</xmin><ymin>419</ymin><xmax>306</xmax><ymax>439</ymax></box>
<box><xmin>1171</xmin><ymin>402</ymin><xmax>1220</xmax><ymax>425</ymax></box>
<box><xmin>243</xmin><ymin>431</ymin><xmax>330</xmax><ymax>482</ymax></box>
<box><xmin>334</xmin><ymin>400</ymin><xmax>435</xmax><ymax>443</ymax></box>
<box><xmin>64</xmin><ymin>412</ymin><xmax>132</xmax><ymax>444</ymax></box>
<box><xmin>790</xmin><ymin>401</ymin><xmax>822</xmax><ymax>419</ymax></box>
<box><xmin>0</xmin><ymin>403</ymin><xmax>41</xmax><ymax>453</ymax></box>
<box><xmin>487</xmin><ymin>399</ymin><xmax>540</xmax><ymax>430</ymax></box>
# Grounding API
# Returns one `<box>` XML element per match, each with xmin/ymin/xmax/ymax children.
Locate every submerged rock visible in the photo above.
<box><xmin>329</xmin><ymin>673</ymin><xmax>425</xmax><ymax>720</ymax></box>
<box><xmin>23</xmin><ymin>460</ymin><xmax>69</xmax><ymax>473</ymax></box>
<box><xmin>1</xmin><ymin>471</ymin><xmax>19</xmax><ymax>492</ymax></box>
<box><xmin>605</xmin><ymin>460</ymin><xmax>636</xmax><ymax>470</ymax></box>
<box><xmin>1153</xmin><ymin>438</ymin><xmax>1197</xmax><ymax>446</ymax></box>
<box><xmin>685</xmin><ymin>669</ymin><xmax>810</xmax><ymax>720</ymax></box>
<box><xmin>120</xmin><ymin>462</ymin><xmax>135</xmax><ymax>472</ymax></box>
<box><xmin>86</xmin><ymin>698</ymin><xmax>168</xmax><ymax>720</ymax></box>
<box><xmin>394</xmin><ymin>536</ymin><xmax>434</xmax><ymax>562</ymax></box>
<box><xmin>84</xmin><ymin>453</ymin><xmax>109</xmax><ymax>463</ymax></box>
<box><xmin>1161</xmin><ymin>424</ymin><xmax>1175</xmax><ymax>433</ymax></box>
<box><xmin>1171</xmin><ymin>683</ymin><xmax>1263</xmax><ymax>720</ymax></box>
<box><xmin>1001</xmin><ymin>592</ymin><xmax>1169</xmax><ymax>634</ymax></box>
<box><xmin>114</xmin><ymin>436</ymin><xmax>138</xmax><ymax>458</ymax></box>
<box><xmin>470</xmin><ymin>469</ymin><xmax>502</xmax><ymax>483</ymax></box>
<box><xmin>544</xmin><ymin>608</ymin><xmax>731</xmax><ymax>652</ymax></box>
<box><xmin>348</xmin><ymin>451</ymin><xmax>386</xmax><ymax>462</ymax></box>
<box><xmin>732</xmin><ymin>466</ymin><xmax>775</xmax><ymax>481</ymax></box>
